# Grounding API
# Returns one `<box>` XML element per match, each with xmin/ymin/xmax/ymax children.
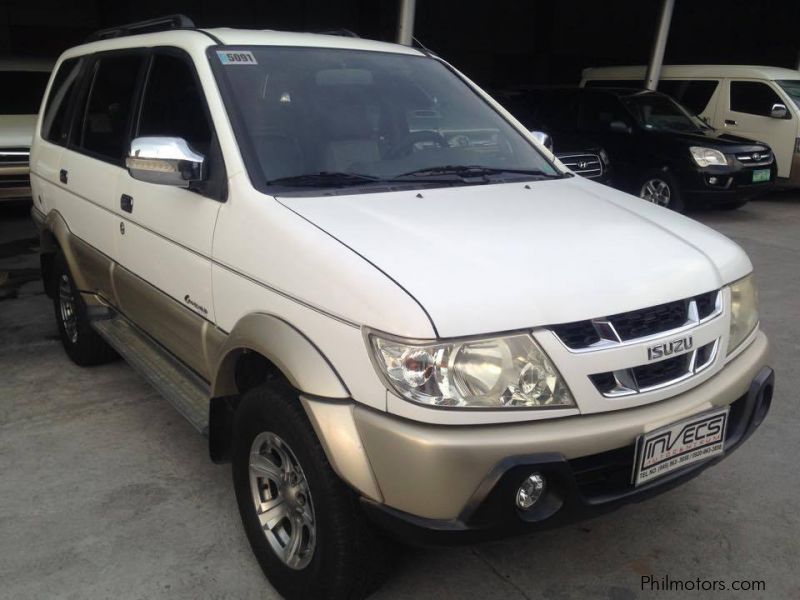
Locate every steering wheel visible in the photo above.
<box><xmin>385</xmin><ymin>130</ymin><xmax>448</xmax><ymax>159</ymax></box>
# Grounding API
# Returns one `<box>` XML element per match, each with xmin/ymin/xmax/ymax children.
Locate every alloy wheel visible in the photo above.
<box><xmin>58</xmin><ymin>273</ymin><xmax>78</xmax><ymax>344</ymax></box>
<box><xmin>248</xmin><ymin>432</ymin><xmax>316</xmax><ymax>570</ymax></box>
<box><xmin>640</xmin><ymin>178</ymin><xmax>672</xmax><ymax>207</ymax></box>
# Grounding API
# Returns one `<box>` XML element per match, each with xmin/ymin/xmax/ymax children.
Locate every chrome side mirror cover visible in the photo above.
<box><xmin>530</xmin><ymin>130</ymin><xmax>553</xmax><ymax>152</ymax></box>
<box><xmin>126</xmin><ymin>137</ymin><xmax>206</xmax><ymax>187</ymax></box>
<box><xmin>770</xmin><ymin>103</ymin><xmax>789</xmax><ymax>119</ymax></box>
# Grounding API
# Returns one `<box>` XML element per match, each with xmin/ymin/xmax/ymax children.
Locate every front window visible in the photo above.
<box><xmin>776</xmin><ymin>80</ymin><xmax>800</xmax><ymax>109</ymax></box>
<box><xmin>621</xmin><ymin>92</ymin><xmax>708</xmax><ymax>133</ymax></box>
<box><xmin>211</xmin><ymin>47</ymin><xmax>559</xmax><ymax>193</ymax></box>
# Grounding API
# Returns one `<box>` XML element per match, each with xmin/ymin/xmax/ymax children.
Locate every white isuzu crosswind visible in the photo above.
<box><xmin>30</xmin><ymin>16</ymin><xmax>774</xmax><ymax>600</ymax></box>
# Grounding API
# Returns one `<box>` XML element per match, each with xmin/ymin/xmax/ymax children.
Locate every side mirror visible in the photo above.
<box><xmin>126</xmin><ymin>137</ymin><xmax>206</xmax><ymax>187</ymax></box>
<box><xmin>530</xmin><ymin>130</ymin><xmax>553</xmax><ymax>152</ymax></box>
<box><xmin>609</xmin><ymin>120</ymin><xmax>632</xmax><ymax>133</ymax></box>
<box><xmin>770</xmin><ymin>103</ymin><xmax>789</xmax><ymax>119</ymax></box>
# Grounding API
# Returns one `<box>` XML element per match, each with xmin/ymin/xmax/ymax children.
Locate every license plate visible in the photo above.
<box><xmin>752</xmin><ymin>168</ymin><xmax>771</xmax><ymax>183</ymax></box>
<box><xmin>632</xmin><ymin>407</ymin><xmax>729</xmax><ymax>486</ymax></box>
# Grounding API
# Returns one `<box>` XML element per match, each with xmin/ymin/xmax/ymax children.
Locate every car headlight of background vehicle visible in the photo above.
<box><xmin>690</xmin><ymin>146</ymin><xmax>728</xmax><ymax>167</ymax></box>
<box><xmin>599</xmin><ymin>148</ymin><xmax>610</xmax><ymax>165</ymax></box>
<box><xmin>368</xmin><ymin>332</ymin><xmax>574</xmax><ymax>409</ymax></box>
<box><xmin>728</xmin><ymin>274</ymin><xmax>759</xmax><ymax>355</ymax></box>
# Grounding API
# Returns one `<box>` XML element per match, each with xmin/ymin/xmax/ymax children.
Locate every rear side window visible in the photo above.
<box><xmin>41</xmin><ymin>58</ymin><xmax>82</xmax><ymax>145</ymax></box>
<box><xmin>656</xmin><ymin>80</ymin><xmax>718</xmax><ymax>115</ymax></box>
<box><xmin>77</xmin><ymin>53</ymin><xmax>145</xmax><ymax>162</ymax></box>
<box><xmin>137</xmin><ymin>53</ymin><xmax>212</xmax><ymax>154</ymax></box>
<box><xmin>730</xmin><ymin>81</ymin><xmax>784</xmax><ymax>117</ymax></box>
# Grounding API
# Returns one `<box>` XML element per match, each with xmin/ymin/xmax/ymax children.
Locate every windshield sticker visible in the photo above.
<box><xmin>217</xmin><ymin>51</ymin><xmax>258</xmax><ymax>65</ymax></box>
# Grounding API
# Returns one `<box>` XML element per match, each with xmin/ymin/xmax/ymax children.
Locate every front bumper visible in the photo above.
<box><xmin>314</xmin><ymin>331</ymin><xmax>770</xmax><ymax>544</ymax></box>
<box><xmin>362</xmin><ymin>364</ymin><xmax>773</xmax><ymax>544</ymax></box>
<box><xmin>0</xmin><ymin>162</ymin><xmax>31</xmax><ymax>202</ymax></box>
<box><xmin>677</xmin><ymin>161</ymin><xmax>776</xmax><ymax>206</ymax></box>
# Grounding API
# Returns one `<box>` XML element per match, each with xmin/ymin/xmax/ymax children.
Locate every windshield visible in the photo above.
<box><xmin>621</xmin><ymin>92</ymin><xmax>709</xmax><ymax>133</ymax></box>
<box><xmin>0</xmin><ymin>71</ymin><xmax>50</xmax><ymax>115</ymax></box>
<box><xmin>777</xmin><ymin>80</ymin><xmax>800</xmax><ymax>109</ymax></box>
<box><xmin>211</xmin><ymin>47</ymin><xmax>558</xmax><ymax>192</ymax></box>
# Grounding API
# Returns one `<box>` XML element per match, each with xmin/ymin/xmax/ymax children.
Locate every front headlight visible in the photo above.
<box><xmin>728</xmin><ymin>274</ymin><xmax>759</xmax><ymax>355</ymax></box>
<box><xmin>599</xmin><ymin>148</ymin><xmax>610</xmax><ymax>165</ymax></box>
<box><xmin>368</xmin><ymin>332</ymin><xmax>574</xmax><ymax>409</ymax></box>
<box><xmin>690</xmin><ymin>146</ymin><xmax>728</xmax><ymax>167</ymax></box>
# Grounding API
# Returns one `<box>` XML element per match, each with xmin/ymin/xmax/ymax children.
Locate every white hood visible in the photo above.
<box><xmin>0</xmin><ymin>114</ymin><xmax>36</xmax><ymax>148</ymax></box>
<box><xmin>278</xmin><ymin>177</ymin><xmax>751</xmax><ymax>338</ymax></box>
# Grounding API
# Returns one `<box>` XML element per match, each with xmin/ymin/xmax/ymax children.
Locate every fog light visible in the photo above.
<box><xmin>516</xmin><ymin>473</ymin><xmax>546</xmax><ymax>510</ymax></box>
<box><xmin>708</xmin><ymin>176</ymin><xmax>718</xmax><ymax>184</ymax></box>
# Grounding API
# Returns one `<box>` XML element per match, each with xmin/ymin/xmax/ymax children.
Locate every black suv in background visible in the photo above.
<box><xmin>493</xmin><ymin>90</ymin><xmax>612</xmax><ymax>184</ymax></box>
<box><xmin>502</xmin><ymin>87</ymin><xmax>776</xmax><ymax>211</ymax></box>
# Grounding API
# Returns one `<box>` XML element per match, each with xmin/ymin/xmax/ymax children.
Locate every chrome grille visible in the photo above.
<box><xmin>0</xmin><ymin>148</ymin><xmax>29</xmax><ymax>168</ymax></box>
<box><xmin>557</xmin><ymin>153</ymin><xmax>603</xmax><ymax>178</ymax></box>
<box><xmin>735</xmin><ymin>150</ymin><xmax>772</xmax><ymax>166</ymax></box>
<box><xmin>551</xmin><ymin>290</ymin><xmax>721</xmax><ymax>351</ymax></box>
<box><xmin>589</xmin><ymin>339</ymin><xmax>719</xmax><ymax>397</ymax></box>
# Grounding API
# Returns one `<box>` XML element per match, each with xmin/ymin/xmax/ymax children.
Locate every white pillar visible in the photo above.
<box><xmin>644</xmin><ymin>0</ymin><xmax>675</xmax><ymax>90</ymax></box>
<box><xmin>397</xmin><ymin>0</ymin><xmax>417</xmax><ymax>46</ymax></box>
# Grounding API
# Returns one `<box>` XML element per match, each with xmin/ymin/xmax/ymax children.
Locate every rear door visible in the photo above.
<box><xmin>32</xmin><ymin>57</ymin><xmax>83</xmax><ymax>215</ymax></box>
<box><xmin>115</xmin><ymin>48</ymin><xmax>224</xmax><ymax>378</ymax></box>
<box><xmin>55</xmin><ymin>51</ymin><xmax>147</xmax><ymax>298</ymax></box>
<box><xmin>720</xmin><ymin>79</ymin><xmax>795</xmax><ymax>177</ymax></box>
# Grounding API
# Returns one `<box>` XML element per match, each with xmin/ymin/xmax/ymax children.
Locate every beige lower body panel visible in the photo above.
<box><xmin>37</xmin><ymin>210</ymin><xmax>224</xmax><ymax>380</ymax></box>
<box><xmin>350</xmin><ymin>332</ymin><xmax>769</xmax><ymax>520</ymax></box>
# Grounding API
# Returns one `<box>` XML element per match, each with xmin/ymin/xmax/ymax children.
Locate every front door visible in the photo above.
<box><xmin>115</xmin><ymin>49</ymin><xmax>224</xmax><ymax>378</ymax></box>
<box><xmin>720</xmin><ymin>79</ymin><xmax>796</xmax><ymax>177</ymax></box>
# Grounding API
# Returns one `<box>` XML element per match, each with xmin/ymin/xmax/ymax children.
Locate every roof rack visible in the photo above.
<box><xmin>86</xmin><ymin>14</ymin><xmax>196</xmax><ymax>42</ymax></box>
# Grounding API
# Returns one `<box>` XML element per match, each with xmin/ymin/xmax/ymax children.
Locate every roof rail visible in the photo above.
<box><xmin>315</xmin><ymin>29</ymin><xmax>361</xmax><ymax>38</ymax></box>
<box><xmin>86</xmin><ymin>14</ymin><xmax>196</xmax><ymax>42</ymax></box>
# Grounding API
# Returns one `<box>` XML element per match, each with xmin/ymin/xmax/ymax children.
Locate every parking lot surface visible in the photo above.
<box><xmin>1</xmin><ymin>195</ymin><xmax>798</xmax><ymax>599</ymax></box>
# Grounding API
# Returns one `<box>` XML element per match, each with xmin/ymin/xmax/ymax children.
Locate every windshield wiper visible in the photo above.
<box><xmin>266</xmin><ymin>171</ymin><xmax>384</xmax><ymax>187</ymax></box>
<box><xmin>394</xmin><ymin>165</ymin><xmax>563</xmax><ymax>180</ymax></box>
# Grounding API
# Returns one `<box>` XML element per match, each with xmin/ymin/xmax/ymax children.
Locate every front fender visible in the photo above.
<box><xmin>210</xmin><ymin>312</ymin><xmax>349</xmax><ymax>399</ymax></box>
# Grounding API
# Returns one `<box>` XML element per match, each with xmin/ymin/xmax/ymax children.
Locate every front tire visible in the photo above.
<box><xmin>52</xmin><ymin>252</ymin><xmax>117</xmax><ymax>366</ymax></box>
<box><xmin>232</xmin><ymin>384</ymin><xmax>389</xmax><ymax>599</ymax></box>
<box><xmin>638</xmin><ymin>170</ymin><xmax>684</xmax><ymax>212</ymax></box>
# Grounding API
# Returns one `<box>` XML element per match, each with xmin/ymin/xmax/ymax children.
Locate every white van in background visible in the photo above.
<box><xmin>0</xmin><ymin>59</ymin><xmax>52</xmax><ymax>203</ymax></box>
<box><xmin>581</xmin><ymin>65</ymin><xmax>800</xmax><ymax>186</ymax></box>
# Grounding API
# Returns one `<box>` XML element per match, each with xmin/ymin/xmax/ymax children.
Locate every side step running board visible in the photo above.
<box><xmin>92</xmin><ymin>315</ymin><xmax>210</xmax><ymax>434</ymax></box>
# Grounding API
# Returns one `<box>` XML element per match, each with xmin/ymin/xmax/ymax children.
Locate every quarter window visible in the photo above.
<box><xmin>137</xmin><ymin>53</ymin><xmax>212</xmax><ymax>154</ymax></box>
<box><xmin>730</xmin><ymin>81</ymin><xmax>784</xmax><ymax>117</ymax></box>
<box><xmin>78</xmin><ymin>54</ymin><xmax>144</xmax><ymax>162</ymax></box>
<box><xmin>42</xmin><ymin>58</ymin><xmax>82</xmax><ymax>145</ymax></box>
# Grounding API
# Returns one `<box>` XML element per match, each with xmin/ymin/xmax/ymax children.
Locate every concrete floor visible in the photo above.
<box><xmin>1</xmin><ymin>196</ymin><xmax>798</xmax><ymax>600</ymax></box>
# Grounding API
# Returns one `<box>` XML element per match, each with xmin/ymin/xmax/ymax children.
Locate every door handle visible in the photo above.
<box><xmin>724</xmin><ymin>119</ymin><xmax>737</xmax><ymax>126</ymax></box>
<box><xmin>120</xmin><ymin>194</ymin><xmax>133</xmax><ymax>213</ymax></box>
<box><xmin>59</xmin><ymin>169</ymin><xmax>68</xmax><ymax>184</ymax></box>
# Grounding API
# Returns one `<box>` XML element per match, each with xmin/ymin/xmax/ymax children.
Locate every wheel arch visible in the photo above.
<box><xmin>209</xmin><ymin>312</ymin><xmax>350</xmax><ymax>400</ymax></box>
